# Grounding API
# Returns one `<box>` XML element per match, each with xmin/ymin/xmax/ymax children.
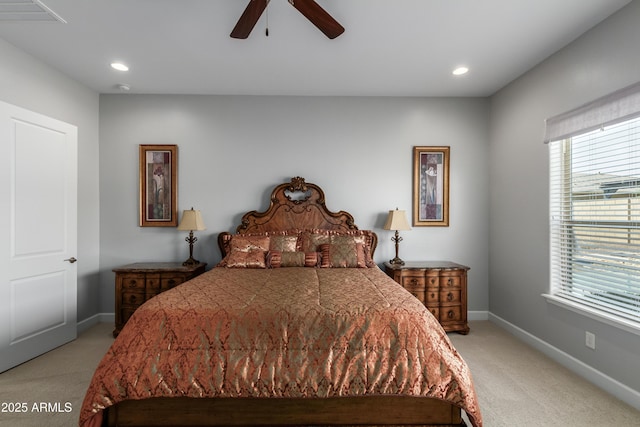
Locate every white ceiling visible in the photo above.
<box><xmin>0</xmin><ymin>0</ymin><xmax>632</xmax><ymax>97</ymax></box>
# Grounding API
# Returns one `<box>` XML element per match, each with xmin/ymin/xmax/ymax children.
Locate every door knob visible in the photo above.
<box><xmin>64</xmin><ymin>257</ymin><xmax>77</xmax><ymax>263</ymax></box>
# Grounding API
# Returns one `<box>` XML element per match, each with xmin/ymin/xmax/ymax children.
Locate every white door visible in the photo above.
<box><xmin>0</xmin><ymin>100</ymin><xmax>78</xmax><ymax>373</ymax></box>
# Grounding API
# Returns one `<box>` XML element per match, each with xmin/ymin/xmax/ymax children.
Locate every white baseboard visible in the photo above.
<box><xmin>489</xmin><ymin>312</ymin><xmax>640</xmax><ymax>412</ymax></box>
<box><xmin>77</xmin><ymin>313</ymin><xmax>115</xmax><ymax>334</ymax></box>
<box><xmin>468</xmin><ymin>311</ymin><xmax>489</xmax><ymax>321</ymax></box>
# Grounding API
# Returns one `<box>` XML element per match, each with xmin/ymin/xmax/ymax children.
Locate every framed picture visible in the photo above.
<box><xmin>413</xmin><ymin>146</ymin><xmax>450</xmax><ymax>227</ymax></box>
<box><xmin>139</xmin><ymin>144</ymin><xmax>178</xmax><ymax>227</ymax></box>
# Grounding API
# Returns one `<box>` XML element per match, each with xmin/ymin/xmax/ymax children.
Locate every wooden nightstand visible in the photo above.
<box><xmin>384</xmin><ymin>261</ymin><xmax>470</xmax><ymax>334</ymax></box>
<box><xmin>112</xmin><ymin>262</ymin><xmax>206</xmax><ymax>337</ymax></box>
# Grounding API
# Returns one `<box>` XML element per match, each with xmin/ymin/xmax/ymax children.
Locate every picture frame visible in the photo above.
<box><xmin>413</xmin><ymin>146</ymin><xmax>450</xmax><ymax>227</ymax></box>
<box><xmin>139</xmin><ymin>144</ymin><xmax>178</xmax><ymax>227</ymax></box>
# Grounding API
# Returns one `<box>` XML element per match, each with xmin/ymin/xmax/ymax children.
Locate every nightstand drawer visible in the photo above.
<box><xmin>440</xmin><ymin>290</ymin><xmax>461</xmax><ymax>303</ymax></box>
<box><xmin>426</xmin><ymin>290</ymin><xmax>439</xmax><ymax>303</ymax></box>
<box><xmin>122</xmin><ymin>291</ymin><xmax>145</xmax><ymax>306</ymax></box>
<box><xmin>120</xmin><ymin>274</ymin><xmax>145</xmax><ymax>290</ymax></box>
<box><xmin>160</xmin><ymin>275</ymin><xmax>186</xmax><ymax>291</ymax></box>
<box><xmin>426</xmin><ymin>306</ymin><xmax>440</xmax><ymax>318</ymax></box>
<box><xmin>440</xmin><ymin>275</ymin><xmax>461</xmax><ymax>288</ymax></box>
<box><xmin>441</xmin><ymin>306</ymin><xmax>462</xmax><ymax>321</ymax></box>
<box><xmin>401</xmin><ymin>275</ymin><xmax>426</xmax><ymax>304</ymax></box>
<box><xmin>425</xmin><ymin>272</ymin><xmax>440</xmax><ymax>287</ymax></box>
<box><xmin>145</xmin><ymin>274</ymin><xmax>161</xmax><ymax>292</ymax></box>
<box><xmin>401</xmin><ymin>275</ymin><xmax>425</xmax><ymax>290</ymax></box>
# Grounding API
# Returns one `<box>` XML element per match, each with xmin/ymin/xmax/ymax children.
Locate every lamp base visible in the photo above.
<box><xmin>182</xmin><ymin>257</ymin><xmax>200</xmax><ymax>266</ymax></box>
<box><xmin>182</xmin><ymin>231</ymin><xmax>200</xmax><ymax>266</ymax></box>
<box><xmin>389</xmin><ymin>230</ymin><xmax>406</xmax><ymax>266</ymax></box>
<box><xmin>388</xmin><ymin>257</ymin><xmax>405</xmax><ymax>266</ymax></box>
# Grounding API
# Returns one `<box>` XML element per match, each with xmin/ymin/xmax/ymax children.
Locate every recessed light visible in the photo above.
<box><xmin>452</xmin><ymin>66</ymin><xmax>469</xmax><ymax>76</ymax></box>
<box><xmin>111</xmin><ymin>62</ymin><xmax>129</xmax><ymax>72</ymax></box>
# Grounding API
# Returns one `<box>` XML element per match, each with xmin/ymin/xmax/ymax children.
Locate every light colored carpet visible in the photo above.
<box><xmin>0</xmin><ymin>323</ymin><xmax>112</xmax><ymax>427</ymax></box>
<box><xmin>449</xmin><ymin>322</ymin><xmax>640</xmax><ymax>426</ymax></box>
<box><xmin>0</xmin><ymin>321</ymin><xmax>638</xmax><ymax>426</ymax></box>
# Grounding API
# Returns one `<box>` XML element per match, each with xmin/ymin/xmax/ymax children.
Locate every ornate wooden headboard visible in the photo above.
<box><xmin>218</xmin><ymin>176</ymin><xmax>377</xmax><ymax>255</ymax></box>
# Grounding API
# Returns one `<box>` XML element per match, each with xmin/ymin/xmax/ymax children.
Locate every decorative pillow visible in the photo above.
<box><xmin>318</xmin><ymin>242</ymin><xmax>367</xmax><ymax>268</ymax></box>
<box><xmin>225</xmin><ymin>249</ymin><xmax>267</xmax><ymax>268</ymax></box>
<box><xmin>302</xmin><ymin>232</ymin><xmax>330</xmax><ymax>252</ymax></box>
<box><xmin>229</xmin><ymin>235</ymin><xmax>270</xmax><ymax>252</ymax></box>
<box><xmin>300</xmin><ymin>229</ymin><xmax>375</xmax><ymax>267</ymax></box>
<box><xmin>220</xmin><ymin>231</ymin><xmax>301</xmax><ymax>257</ymax></box>
<box><xmin>268</xmin><ymin>235</ymin><xmax>299</xmax><ymax>252</ymax></box>
<box><xmin>301</xmin><ymin>252</ymin><xmax>322</xmax><ymax>267</ymax></box>
<box><xmin>217</xmin><ymin>235</ymin><xmax>270</xmax><ymax>267</ymax></box>
<box><xmin>267</xmin><ymin>250</ymin><xmax>321</xmax><ymax>268</ymax></box>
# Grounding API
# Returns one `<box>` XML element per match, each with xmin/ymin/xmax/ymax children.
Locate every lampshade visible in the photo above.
<box><xmin>383</xmin><ymin>209</ymin><xmax>411</xmax><ymax>231</ymax></box>
<box><xmin>177</xmin><ymin>208</ymin><xmax>206</xmax><ymax>231</ymax></box>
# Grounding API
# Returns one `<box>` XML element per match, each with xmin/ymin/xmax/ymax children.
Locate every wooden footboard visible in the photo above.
<box><xmin>104</xmin><ymin>396</ymin><xmax>466</xmax><ymax>426</ymax></box>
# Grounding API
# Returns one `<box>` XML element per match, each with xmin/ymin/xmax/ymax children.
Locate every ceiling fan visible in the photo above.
<box><xmin>230</xmin><ymin>0</ymin><xmax>344</xmax><ymax>39</ymax></box>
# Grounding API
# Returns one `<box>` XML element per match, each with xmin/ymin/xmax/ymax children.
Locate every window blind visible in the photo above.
<box><xmin>544</xmin><ymin>81</ymin><xmax>640</xmax><ymax>143</ymax></box>
<box><xmin>548</xmin><ymin>101</ymin><xmax>640</xmax><ymax>325</ymax></box>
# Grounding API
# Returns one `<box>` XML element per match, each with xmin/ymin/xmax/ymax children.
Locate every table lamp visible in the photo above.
<box><xmin>383</xmin><ymin>208</ymin><xmax>411</xmax><ymax>265</ymax></box>
<box><xmin>177</xmin><ymin>207</ymin><xmax>206</xmax><ymax>266</ymax></box>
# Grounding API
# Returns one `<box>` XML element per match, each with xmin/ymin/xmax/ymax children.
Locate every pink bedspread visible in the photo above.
<box><xmin>80</xmin><ymin>267</ymin><xmax>482</xmax><ymax>426</ymax></box>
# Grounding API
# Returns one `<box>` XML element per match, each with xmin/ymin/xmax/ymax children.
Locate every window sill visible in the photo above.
<box><xmin>542</xmin><ymin>293</ymin><xmax>640</xmax><ymax>337</ymax></box>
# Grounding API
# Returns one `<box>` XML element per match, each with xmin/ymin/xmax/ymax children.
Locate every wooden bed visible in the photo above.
<box><xmin>86</xmin><ymin>177</ymin><xmax>480</xmax><ymax>427</ymax></box>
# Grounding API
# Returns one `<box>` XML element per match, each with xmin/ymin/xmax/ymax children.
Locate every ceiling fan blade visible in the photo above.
<box><xmin>288</xmin><ymin>0</ymin><xmax>344</xmax><ymax>39</ymax></box>
<box><xmin>230</xmin><ymin>0</ymin><xmax>269</xmax><ymax>39</ymax></box>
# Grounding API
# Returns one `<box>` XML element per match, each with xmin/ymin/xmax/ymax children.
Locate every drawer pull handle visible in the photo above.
<box><xmin>447</xmin><ymin>278</ymin><xmax>453</xmax><ymax>285</ymax></box>
<box><xmin>447</xmin><ymin>293</ymin><xmax>453</xmax><ymax>301</ymax></box>
<box><xmin>410</xmin><ymin>279</ymin><xmax>418</xmax><ymax>284</ymax></box>
<box><xmin>448</xmin><ymin>310</ymin><xmax>455</xmax><ymax>319</ymax></box>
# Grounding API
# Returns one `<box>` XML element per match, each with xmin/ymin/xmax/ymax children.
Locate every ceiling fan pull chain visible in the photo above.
<box><xmin>230</xmin><ymin>0</ymin><xmax>343</xmax><ymax>40</ymax></box>
<box><xmin>265</xmin><ymin>2</ymin><xmax>269</xmax><ymax>36</ymax></box>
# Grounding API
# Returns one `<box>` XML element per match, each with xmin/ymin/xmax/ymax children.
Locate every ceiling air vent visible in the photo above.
<box><xmin>0</xmin><ymin>0</ymin><xmax>66</xmax><ymax>22</ymax></box>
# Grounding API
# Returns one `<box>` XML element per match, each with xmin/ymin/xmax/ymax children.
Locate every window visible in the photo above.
<box><xmin>546</xmin><ymin>82</ymin><xmax>640</xmax><ymax>331</ymax></box>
